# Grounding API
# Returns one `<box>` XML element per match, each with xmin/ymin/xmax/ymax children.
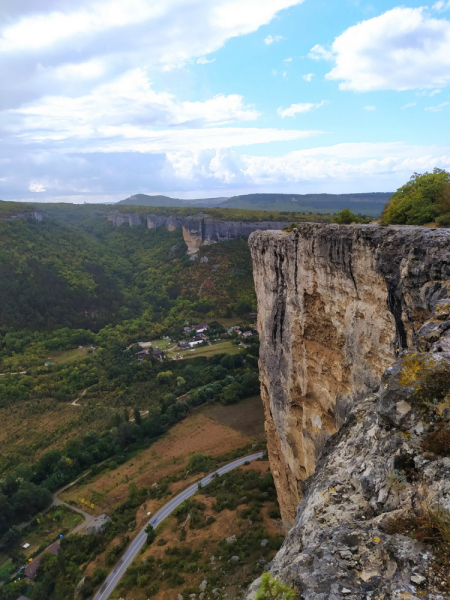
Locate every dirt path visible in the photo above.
<box><xmin>71</xmin><ymin>387</ymin><xmax>88</xmax><ymax>406</ymax></box>
<box><xmin>0</xmin><ymin>371</ymin><xmax>26</xmax><ymax>376</ymax></box>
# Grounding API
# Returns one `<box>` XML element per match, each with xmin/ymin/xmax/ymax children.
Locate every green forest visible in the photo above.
<box><xmin>0</xmin><ymin>202</ymin><xmax>266</xmax><ymax>594</ymax></box>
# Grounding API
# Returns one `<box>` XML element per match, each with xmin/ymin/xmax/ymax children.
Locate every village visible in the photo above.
<box><xmin>135</xmin><ymin>315</ymin><xmax>258</xmax><ymax>362</ymax></box>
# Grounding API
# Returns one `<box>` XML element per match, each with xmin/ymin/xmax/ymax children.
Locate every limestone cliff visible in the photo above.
<box><xmin>246</xmin><ymin>224</ymin><xmax>450</xmax><ymax>599</ymax></box>
<box><xmin>246</xmin><ymin>300</ymin><xmax>450</xmax><ymax>599</ymax></box>
<box><xmin>249</xmin><ymin>224</ymin><xmax>450</xmax><ymax>523</ymax></box>
<box><xmin>106</xmin><ymin>211</ymin><xmax>289</xmax><ymax>254</ymax></box>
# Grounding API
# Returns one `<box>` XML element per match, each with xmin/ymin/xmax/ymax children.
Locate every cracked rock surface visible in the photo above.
<box><xmin>246</xmin><ymin>227</ymin><xmax>450</xmax><ymax>599</ymax></box>
<box><xmin>249</xmin><ymin>224</ymin><xmax>450</xmax><ymax>523</ymax></box>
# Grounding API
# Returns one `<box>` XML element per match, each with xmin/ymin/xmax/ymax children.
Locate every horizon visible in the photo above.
<box><xmin>1</xmin><ymin>0</ymin><xmax>450</xmax><ymax>204</ymax></box>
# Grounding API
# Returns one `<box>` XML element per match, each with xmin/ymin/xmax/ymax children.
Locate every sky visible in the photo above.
<box><xmin>1</xmin><ymin>0</ymin><xmax>450</xmax><ymax>203</ymax></box>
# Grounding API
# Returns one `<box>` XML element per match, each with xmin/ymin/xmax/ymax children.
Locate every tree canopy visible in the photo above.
<box><xmin>381</xmin><ymin>169</ymin><xmax>450</xmax><ymax>226</ymax></box>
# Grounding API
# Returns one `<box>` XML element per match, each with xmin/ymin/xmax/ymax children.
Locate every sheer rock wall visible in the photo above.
<box><xmin>106</xmin><ymin>211</ymin><xmax>289</xmax><ymax>254</ymax></box>
<box><xmin>249</xmin><ymin>224</ymin><xmax>450</xmax><ymax>524</ymax></box>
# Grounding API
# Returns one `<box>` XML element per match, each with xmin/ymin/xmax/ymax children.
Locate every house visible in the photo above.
<box><xmin>152</xmin><ymin>349</ymin><xmax>162</xmax><ymax>357</ymax></box>
<box><xmin>136</xmin><ymin>349</ymin><xmax>149</xmax><ymax>356</ymax></box>
<box><xmin>243</xmin><ymin>331</ymin><xmax>252</xmax><ymax>338</ymax></box>
<box><xmin>189</xmin><ymin>340</ymin><xmax>203</xmax><ymax>347</ymax></box>
<box><xmin>138</xmin><ymin>341</ymin><xmax>152</xmax><ymax>348</ymax></box>
<box><xmin>17</xmin><ymin>596</ymin><xmax>33</xmax><ymax>600</ymax></box>
<box><xmin>235</xmin><ymin>330</ymin><xmax>242</xmax><ymax>335</ymax></box>
<box><xmin>183</xmin><ymin>326</ymin><xmax>191</xmax><ymax>333</ymax></box>
<box><xmin>179</xmin><ymin>342</ymin><xmax>189</xmax><ymax>348</ymax></box>
<box><xmin>250</xmin><ymin>312</ymin><xmax>258</xmax><ymax>318</ymax></box>
<box><xmin>191</xmin><ymin>323</ymin><xmax>208</xmax><ymax>332</ymax></box>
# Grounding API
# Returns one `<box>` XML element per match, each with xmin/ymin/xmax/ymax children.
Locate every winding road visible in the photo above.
<box><xmin>93</xmin><ymin>451</ymin><xmax>264</xmax><ymax>600</ymax></box>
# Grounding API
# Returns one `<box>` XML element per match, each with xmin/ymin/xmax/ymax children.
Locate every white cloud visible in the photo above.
<box><xmin>277</xmin><ymin>100</ymin><xmax>326</xmax><ymax>117</ymax></box>
<box><xmin>264</xmin><ymin>34</ymin><xmax>284</xmax><ymax>45</ymax></box>
<box><xmin>322</xmin><ymin>7</ymin><xmax>450</xmax><ymax>91</ymax></box>
<box><xmin>303</xmin><ymin>73</ymin><xmax>314</xmax><ymax>82</ymax></box>
<box><xmin>0</xmin><ymin>0</ymin><xmax>304</xmax><ymax>109</ymax></box>
<box><xmin>424</xmin><ymin>101</ymin><xmax>449</xmax><ymax>111</ymax></box>
<box><xmin>29</xmin><ymin>183</ymin><xmax>46</xmax><ymax>192</ymax></box>
<box><xmin>308</xmin><ymin>44</ymin><xmax>334</xmax><ymax>61</ymax></box>
<box><xmin>364</xmin><ymin>105</ymin><xmax>376</xmax><ymax>111</ymax></box>
<box><xmin>197</xmin><ymin>57</ymin><xmax>216</xmax><ymax>64</ymax></box>
<box><xmin>284</xmin><ymin>57</ymin><xmax>292</xmax><ymax>62</ymax></box>
<box><xmin>402</xmin><ymin>102</ymin><xmax>416</xmax><ymax>109</ymax></box>
<box><xmin>163</xmin><ymin>142</ymin><xmax>450</xmax><ymax>189</ymax></box>
<box><xmin>430</xmin><ymin>89</ymin><xmax>442</xmax><ymax>96</ymax></box>
<box><xmin>7</xmin><ymin>69</ymin><xmax>261</xmax><ymax>134</ymax></box>
<box><xmin>433</xmin><ymin>1</ymin><xmax>450</xmax><ymax>12</ymax></box>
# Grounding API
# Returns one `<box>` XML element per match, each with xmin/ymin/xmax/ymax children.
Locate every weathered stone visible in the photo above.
<box><xmin>245</xmin><ymin>225</ymin><xmax>450</xmax><ymax>600</ymax></box>
<box><xmin>260</xmin><ymin>539</ymin><xmax>268</xmax><ymax>547</ymax></box>
<box><xmin>230</xmin><ymin>556</ymin><xmax>240</xmax><ymax>562</ymax></box>
<box><xmin>199</xmin><ymin>579</ymin><xmax>208</xmax><ymax>592</ymax></box>
<box><xmin>249</xmin><ymin>224</ymin><xmax>450</xmax><ymax>523</ymax></box>
<box><xmin>226</xmin><ymin>535</ymin><xmax>236</xmax><ymax>544</ymax></box>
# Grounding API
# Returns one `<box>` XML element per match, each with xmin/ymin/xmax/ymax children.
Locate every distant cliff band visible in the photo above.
<box><xmin>105</xmin><ymin>211</ymin><xmax>290</xmax><ymax>254</ymax></box>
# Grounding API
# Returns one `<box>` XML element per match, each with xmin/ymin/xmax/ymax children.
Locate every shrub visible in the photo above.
<box><xmin>256</xmin><ymin>573</ymin><xmax>296</xmax><ymax>600</ymax></box>
<box><xmin>332</xmin><ymin>209</ymin><xmax>370</xmax><ymax>225</ymax></box>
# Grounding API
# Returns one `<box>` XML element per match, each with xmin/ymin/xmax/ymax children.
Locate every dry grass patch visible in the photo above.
<box><xmin>60</xmin><ymin>412</ymin><xmax>253</xmax><ymax>515</ymax></box>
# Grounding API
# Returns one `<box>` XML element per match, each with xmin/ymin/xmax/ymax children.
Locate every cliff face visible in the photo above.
<box><xmin>107</xmin><ymin>211</ymin><xmax>289</xmax><ymax>253</ymax></box>
<box><xmin>0</xmin><ymin>211</ymin><xmax>44</xmax><ymax>222</ymax></box>
<box><xmin>246</xmin><ymin>224</ymin><xmax>450</xmax><ymax>599</ymax></box>
<box><xmin>246</xmin><ymin>299</ymin><xmax>450</xmax><ymax>599</ymax></box>
<box><xmin>249</xmin><ymin>224</ymin><xmax>450</xmax><ymax>523</ymax></box>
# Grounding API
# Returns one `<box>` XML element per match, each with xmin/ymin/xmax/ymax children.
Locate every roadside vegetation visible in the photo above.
<box><xmin>108</xmin><ymin>462</ymin><xmax>284</xmax><ymax>600</ymax></box>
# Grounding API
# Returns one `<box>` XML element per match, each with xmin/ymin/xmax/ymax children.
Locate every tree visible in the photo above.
<box><xmin>0</xmin><ymin>525</ymin><xmax>21</xmax><ymax>550</ymax></box>
<box><xmin>381</xmin><ymin>168</ymin><xmax>450</xmax><ymax>225</ymax></box>
<box><xmin>123</xmin><ymin>408</ymin><xmax>129</xmax><ymax>422</ymax></box>
<box><xmin>145</xmin><ymin>523</ymin><xmax>156</xmax><ymax>545</ymax></box>
<box><xmin>133</xmin><ymin>407</ymin><xmax>142</xmax><ymax>425</ymax></box>
<box><xmin>255</xmin><ymin>573</ymin><xmax>296</xmax><ymax>600</ymax></box>
<box><xmin>332</xmin><ymin>208</ymin><xmax>367</xmax><ymax>225</ymax></box>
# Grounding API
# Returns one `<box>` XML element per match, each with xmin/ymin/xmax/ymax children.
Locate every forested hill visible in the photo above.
<box><xmin>115</xmin><ymin>192</ymin><xmax>391</xmax><ymax>215</ymax></box>
<box><xmin>220</xmin><ymin>192</ymin><xmax>392</xmax><ymax>215</ymax></box>
<box><xmin>0</xmin><ymin>202</ymin><xmax>260</xmax><ymax>333</ymax></box>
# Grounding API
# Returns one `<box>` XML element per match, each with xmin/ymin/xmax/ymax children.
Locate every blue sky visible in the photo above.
<box><xmin>1</xmin><ymin>0</ymin><xmax>450</xmax><ymax>202</ymax></box>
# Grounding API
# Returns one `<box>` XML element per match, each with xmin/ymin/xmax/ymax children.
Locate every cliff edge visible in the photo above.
<box><xmin>246</xmin><ymin>223</ymin><xmax>450</xmax><ymax>599</ymax></box>
<box><xmin>249</xmin><ymin>224</ymin><xmax>450</xmax><ymax>524</ymax></box>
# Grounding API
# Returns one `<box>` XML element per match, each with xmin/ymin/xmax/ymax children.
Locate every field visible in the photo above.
<box><xmin>166</xmin><ymin>339</ymin><xmax>242</xmax><ymax>360</ymax></box>
<box><xmin>59</xmin><ymin>403</ymin><xmax>264</xmax><ymax>516</ymax></box>
<box><xmin>201</xmin><ymin>395</ymin><xmax>265</xmax><ymax>440</ymax></box>
<box><xmin>47</xmin><ymin>346</ymin><xmax>96</xmax><ymax>365</ymax></box>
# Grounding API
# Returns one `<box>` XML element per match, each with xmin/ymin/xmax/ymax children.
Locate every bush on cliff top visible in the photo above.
<box><xmin>381</xmin><ymin>168</ymin><xmax>450</xmax><ymax>226</ymax></box>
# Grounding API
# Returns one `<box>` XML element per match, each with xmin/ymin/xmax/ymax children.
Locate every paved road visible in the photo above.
<box><xmin>93</xmin><ymin>452</ymin><xmax>264</xmax><ymax>600</ymax></box>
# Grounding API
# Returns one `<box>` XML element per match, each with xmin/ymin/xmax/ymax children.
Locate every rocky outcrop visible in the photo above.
<box><xmin>246</xmin><ymin>300</ymin><xmax>450</xmax><ymax>599</ymax></box>
<box><xmin>0</xmin><ymin>211</ymin><xmax>44</xmax><ymax>222</ymax></box>
<box><xmin>106</xmin><ymin>211</ymin><xmax>290</xmax><ymax>254</ymax></box>
<box><xmin>249</xmin><ymin>224</ymin><xmax>450</xmax><ymax>524</ymax></box>
<box><xmin>106</xmin><ymin>212</ymin><xmax>143</xmax><ymax>227</ymax></box>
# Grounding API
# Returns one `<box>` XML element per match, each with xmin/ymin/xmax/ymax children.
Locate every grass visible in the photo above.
<box><xmin>14</xmin><ymin>505</ymin><xmax>83</xmax><ymax>560</ymax></box>
<box><xmin>59</xmin><ymin>412</ymin><xmax>255</xmax><ymax>516</ymax></box>
<box><xmin>166</xmin><ymin>340</ymin><xmax>241</xmax><ymax>360</ymax></box>
<box><xmin>47</xmin><ymin>346</ymin><xmax>96</xmax><ymax>365</ymax></box>
<box><xmin>201</xmin><ymin>395</ymin><xmax>266</xmax><ymax>440</ymax></box>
